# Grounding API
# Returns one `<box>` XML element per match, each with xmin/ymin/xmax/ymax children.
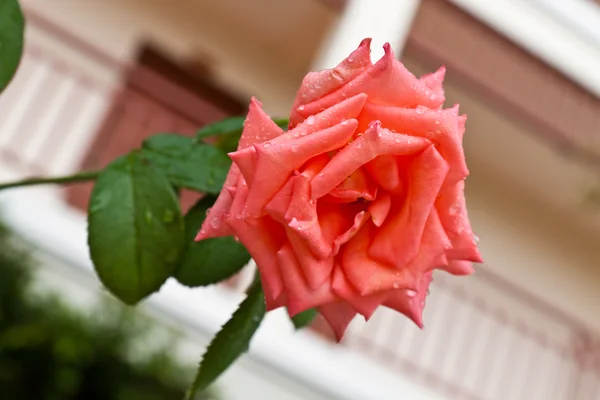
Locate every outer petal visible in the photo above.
<box><xmin>369</xmin><ymin>145</ymin><xmax>449</xmax><ymax>268</ymax></box>
<box><xmin>436</xmin><ymin>180</ymin><xmax>482</xmax><ymax>263</ymax></box>
<box><xmin>289</xmin><ymin>39</ymin><xmax>372</xmax><ymax>127</ymax></box>
<box><xmin>332</xmin><ymin>266</ymin><xmax>387</xmax><ymax>319</ymax></box>
<box><xmin>385</xmin><ymin>271</ymin><xmax>433</xmax><ymax>328</ymax></box>
<box><xmin>196</xmin><ymin>99</ymin><xmax>283</xmax><ymax>240</ymax></box>
<box><xmin>238</xmin><ymin>98</ymin><xmax>286</xmax><ymax>150</ymax></box>
<box><xmin>295</xmin><ymin>44</ymin><xmax>444</xmax><ymax>121</ymax></box>
<box><xmin>222</xmin><ymin>179</ymin><xmax>284</xmax><ymax>310</ymax></box>
<box><xmin>419</xmin><ymin>66</ymin><xmax>446</xmax><ymax>107</ymax></box>
<box><xmin>195</xmin><ymin>166</ymin><xmax>240</xmax><ymax>240</ymax></box>
<box><xmin>317</xmin><ymin>302</ymin><xmax>357</xmax><ymax>342</ymax></box>
<box><xmin>277</xmin><ymin>241</ymin><xmax>337</xmax><ymax>316</ymax></box>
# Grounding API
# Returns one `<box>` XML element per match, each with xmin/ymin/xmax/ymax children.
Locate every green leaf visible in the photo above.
<box><xmin>142</xmin><ymin>134</ymin><xmax>231</xmax><ymax>194</ymax></box>
<box><xmin>0</xmin><ymin>0</ymin><xmax>25</xmax><ymax>92</ymax></box>
<box><xmin>195</xmin><ymin>117</ymin><xmax>246</xmax><ymax>140</ymax></box>
<box><xmin>290</xmin><ymin>308</ymin><xmax>317</xmax><ymax>330</ymax></box>
<box><xmin>174</xmin><ymin>197</ymin><xmax>250</xmax><ymax>287</ymax></box>
<box><xmin>186</xmin><ymin>277</ymin><xmax>265</xmax><ymax>398</ymax></box>
<box><xmin>88</xmin><ymin>150</ymin><xmax>185</xmax><ymax>305</ymax></box>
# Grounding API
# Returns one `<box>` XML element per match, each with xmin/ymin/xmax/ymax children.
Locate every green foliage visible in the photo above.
<box><xmin>142</xmin><ymin>134</ymin><xmax>231</xmax><ymax>194</ymax></box>
<box><xmin>0</xmin><ymin>222</ymin><xmax>219</xmax><ymax>400</ymax></box>
<box><xmin>0</xmin><ymin>0</ymin><xmax>24</xmax><ymax>92</ymax></box>
<box><xmin>186</xmin><ymin>276</ymin><xmax>266</xmax><ymax>399</ymax></box>
<box><xmin>88</xmin><ymin>151</ymin><xmax>185</xmax><ymax>305</ymax></box>
<box><xmin>291</xmin><ymin>308</ymin><xmax>317</xmax><ymax>330</ymax></box>
<box><xmin>175</xmin><ymin>196</ymin><xmax>251</xmax><ymax>287</ymax></box>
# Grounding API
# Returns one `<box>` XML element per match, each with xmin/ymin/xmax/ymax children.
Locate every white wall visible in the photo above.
<box><xmin>21</xmin><ymin>0</ymin><xmax>336</xmax><ymax>117</ymax></box>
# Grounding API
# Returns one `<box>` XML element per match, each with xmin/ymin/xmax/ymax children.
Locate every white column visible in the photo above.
<box><xmin>312</xmin><ymin>0</ymin><xmax>421</xmax><ymax>70</ymax></box>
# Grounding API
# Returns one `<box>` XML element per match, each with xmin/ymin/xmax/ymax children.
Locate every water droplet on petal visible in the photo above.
<box><xmin>210</xmin><ymin>217</ymin><xmax>220</xmax><ymax>229</ymax></box>
<box><xmin>263</xmin><ymin>142</ymin><xmax>272</xmax><ymax>148</ymax></box>
<box><xmin>234</xmin><ymin>236</ymin><xmax>240</xmax><ymax>242</ymax></box>
<box><xmin>291</xmin><ymin>144</ymin><xmax>298</xmax><ymax>152</ymax></box>
<box><xmin>406</xmin><ymin>289</ymin><xmax>417</xmax><ymax>297</ymax></box>
<box><xmin>473</xmin><ymin>234</ymin><xmax>480</xmax><ymax>245</ymax></box>
<box><xmin>306</xmin><ymin>116</ymin><xmax>316</xmax><ymax>125</ymax></box>
<box><xmin>415</xmin><ymin>106</ymin><xmax>426</xmax><ymax>115</ymax></box>
<box><xmin>394</xmin><ymin>138</ymin><xmax>401</xmax><ymax>143</ymax></box>
<box><xmin>341</xmin><ymin>120</ymin><xmax>349</xmax><ymax>126</ymax></box>
<box><xmin>298</xmin><ymin>105</ymin><xmax>305</xmax><ymax>111</ymax></box>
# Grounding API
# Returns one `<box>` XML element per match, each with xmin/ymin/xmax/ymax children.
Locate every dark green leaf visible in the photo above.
<box><xmin>142</xmin><ymin>134</ymin><xmax>231</xmax><ymax>194</ymax></box>
<box><xmin>88</xmin><ymin>151</ymin><xmax>185</xmax><ymax>305</ymax></box>
<box><xmin>0</xmin><ymin>0</ymin><xmax>25</xmax><ymax>92</ymax></box>
<box><xmin>186</xmin><ymin>277</ymin><xmax>265</xmax><ymax>398</ymax></box>
<box><xmin>174</xmin><ymin>197</ymin><xmax>250</xmax><ymax>286</ymax></box>
<box><xmin>291</xmin><ymin>308</ymin><xmax>317</xmax><ymax>330</ymax></box>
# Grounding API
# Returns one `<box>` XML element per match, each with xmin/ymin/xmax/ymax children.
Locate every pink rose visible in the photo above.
<box><xmin>197</xmin><ymin>39</ymin><xmax>482</xmax><ymax>340</ymax></box>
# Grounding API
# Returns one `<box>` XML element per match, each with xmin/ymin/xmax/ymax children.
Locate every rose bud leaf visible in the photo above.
<box><xmin>186</xmin><ymin>276</ymin><xmax>266</xmax><ymax>399</ymax></box>
<box><xmin>142</xmin><ymin>133</ymin><xmax>231</xmax><ymax>194</ymax></box>
<box><xmin>175</xmin><ymin>196</ymin><xmax>250</xmax><ymax>287</ymax></box>
<box><xmin>88</xmin><ymin>150</ymin><xmax>185</xmax><ymax>305</ymax></box>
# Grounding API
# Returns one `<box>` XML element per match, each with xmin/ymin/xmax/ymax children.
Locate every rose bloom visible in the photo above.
<box><xmin>197</xmin><ymin>39</ymin><xmax>482</xmax><ymax>340</ymax></box>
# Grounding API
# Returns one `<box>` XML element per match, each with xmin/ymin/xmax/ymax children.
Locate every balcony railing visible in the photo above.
<box><xmin>1</xmin><ymin>8</ymin><xmax>599</xmax><ymax>400</ymax></box>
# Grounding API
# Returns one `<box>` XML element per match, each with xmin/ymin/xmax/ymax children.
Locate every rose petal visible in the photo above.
<box><xmin>328</xmin><ymin>168</ymin><xmax>378</xmax><ymax>203</ymax></box>
<box><xmin>364</xmin><ymin>155</ymin><xmax>401</xmax><ymax>192</ymax></box>
<box><xmin>359</xmin><ymin>102</ymin><xmax>468</xmax><ymax>184</ymax></box>
<box><xmin>332</xmin><ymin>210</ymin><xmax>370</xmax><ymax>255</ymax></box>
<box><xmin>441</xmin><ymin>260</ymin><xmax>475</xmax><ymax>275</ymax></box>
<box><xmin>286</xmin><ymin>175</ymin><xmax>331</xmax><ymax>259</ymax></box>
<box><xmin>296</xmin><ymin>44</ymin><xmax>444</xmax><ymax>121</ymax></box>
<box><xmin>238</xmin><ymin>98</ymin><xmax>286</xmax><ymax>150</ymax></box>
<box><xmin>385</xmin><ymin>271</ymin><xmax>433</xmax><ymax>328</ymax></box>
<box><xmin>369</xmin><ymin>145</ymin><xmax>449</xmax><ymax>268</ymax></box>
<box><xmin>286</xmin><ymin>228</ymin><xmax>334</xmax><ymax>290</ymax></box>
<box><xmin>289</xmin><ymin>39</ymin><xmax>372</xmax><ymax>127</ymax></box>
<box><xmin>311</xmin><ymin>122</ymin><xmax>431</xmax><ymax>199</ymax></box>
<box><xmin>243</xmin><ymin>119</ymin><xmax>358</xmax><ymax>217</ymax></box>
<box><xmin>317</xmin><ymin>302</ymin><xmax>357</xmax><ymax>342</ymax></box>
<box><xmin>277</xmin><ymin>241</ymin><xmax>337</xmax><ymax>316</ymax></box>
<box><xmin>368</xmin><ymin>191</ymin><xmax>391</xmax><ymax>227</ymax></box>
<box><xmin>195</xmin><ymin>166</ymin><xmax>240</xmax><ymax>240</ymax></box>
<box><xmin>341</xmin><ymin>222</ymin><xmax>419</xmax><ymax>296</ymax></box>
<box><xmin>331</xmin><ymin>266</ymin><xmax>387</xmax><ymax>319</ymax></box>
<box><xmin>436</xmin><ymin>180</ymin><xmax>482</xmax><ymax>263</ymax></box>
<box><xmin>419</xmin><ymin>66</ymin><xmax>446</xmax><ymax>106</ymax></box>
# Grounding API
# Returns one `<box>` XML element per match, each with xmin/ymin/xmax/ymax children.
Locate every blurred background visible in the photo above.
<box><xmin>0</xmin><ymin>0</ymin><xmax>599</xmax><ymax>399</ymax></box>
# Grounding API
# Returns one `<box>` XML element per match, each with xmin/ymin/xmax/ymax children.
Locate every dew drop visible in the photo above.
<box><xmin>394</xmin><ymin>138</ymin><xmax>401</xmax><ymax>144</ymax></box>
<box><xmin>306</xmin><ymin>116</ymin><xmax>316</xmax><ymax>125</ymax></box>
<box><xmin>291</xmin><ymin>144</ymin><xmax>298</xmax><ymax>152</ymax></box>
<box><xmin>415</xmin><ymin>106</ymin><xmax>426</xmax><ymax>115</ymax></box>
<box><xmin>406</xmin><ymin>289</ymin><xmax>417</xmax><ymax>298</ymax></box>
<box><xmin>318</xmin><ymin>172</ymin><xmax>325</xmax><ymax>177</ymax></box>
<box><xmin>234</xmin><ymin>236</ymin><xmax>240</xmax><ymax>242</ymax></box>
<box><xmin>298</xmin><ymin>105</ymin><xmax>305</xmax><ymax>111</ymax></box>
<box><xmin>341</xmin><ymin>120</ymin><xmax>349</xmax><ymax>126</ymax></box>
<box><xmin>263</xmin><ymin>142</ymin><xmax>272</xmax><ymax>148</ymax></box>
<box><xmin>473</xmin><ymin>234</ymin><xmax>480</xmax><ymax>245</ymax></box>
<box><xmin>210</xmin><ymin>217</ymin><xmax>220</xmax><ymax>229</ymax></box>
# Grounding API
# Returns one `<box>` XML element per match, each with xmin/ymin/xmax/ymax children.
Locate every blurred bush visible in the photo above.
<box><xmin>0</xmin><ymin>222</ymin><xmax>219</xmax><ymax>400</ymax></box>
